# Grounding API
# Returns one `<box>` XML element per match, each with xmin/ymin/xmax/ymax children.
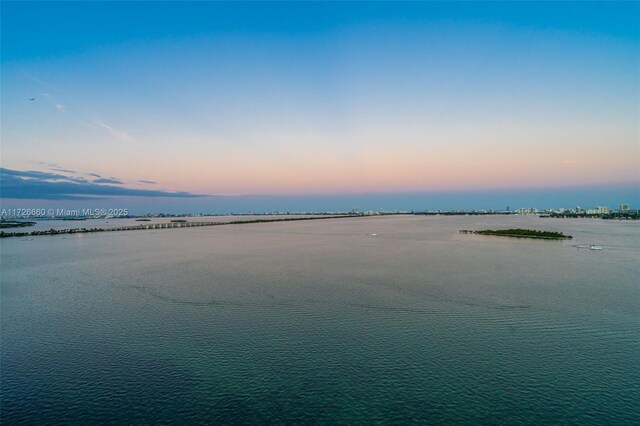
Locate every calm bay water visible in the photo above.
<box><xmin>1</xmin><ymin>215</ymin><xmax>639</xmax><ymax>424</ymax></box>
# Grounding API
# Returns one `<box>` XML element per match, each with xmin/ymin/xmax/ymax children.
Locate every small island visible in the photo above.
<box><xmin>460</xmin><ymin>228</ymin><xmax>572</xmax><ymax>239</ymax></box>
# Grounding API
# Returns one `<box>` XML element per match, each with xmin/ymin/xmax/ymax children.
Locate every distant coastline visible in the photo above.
<box><xmin>0</xmin><ymin>221</ymin><xmax>36</xmax><ymax>229</ymax></box>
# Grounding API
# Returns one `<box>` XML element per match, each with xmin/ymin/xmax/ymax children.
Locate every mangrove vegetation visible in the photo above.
<box><xmin>460</xmin><ymin>228</ymin><xmax>572</xmax><ymax>239</ymax></box>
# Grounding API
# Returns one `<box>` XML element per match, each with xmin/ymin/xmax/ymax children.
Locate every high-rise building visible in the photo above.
<box><xmin>620</xmin><ymin>204</ymin><xmax>630</xmax><ymax>212</ymax></box>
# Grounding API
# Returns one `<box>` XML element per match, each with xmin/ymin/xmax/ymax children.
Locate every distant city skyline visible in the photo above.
<box><xmin>1</xmin><ymin>2</ymin><xmax>638</xmax><ymax>212</ymax></box>
<box><xmin>0</xmin><ymin>169</ymin><xmax>637</xmax><ymax>216</ymax></box>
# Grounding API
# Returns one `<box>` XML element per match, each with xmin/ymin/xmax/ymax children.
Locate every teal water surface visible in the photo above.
<box><xmin>1</xmin><ymin>216</ymin><xmax>639</xmax><ymax>424</ymax></box>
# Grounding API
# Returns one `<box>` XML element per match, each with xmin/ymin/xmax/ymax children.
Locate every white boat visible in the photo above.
<box><xmin>368</xmin><ymin>233</ymin><xmax>379</xmax><ymax>237</ymax></box>
<box><xmin>589</xmin><ymin>245</ymin><xmax>603</xmax><ymax>250</ymax></box>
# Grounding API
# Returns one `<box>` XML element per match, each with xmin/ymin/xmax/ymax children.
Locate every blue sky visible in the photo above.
<box><xmin>1</xmin><ymin>1</ymin><xmax>638</xmax><ymax>213</ymax></box>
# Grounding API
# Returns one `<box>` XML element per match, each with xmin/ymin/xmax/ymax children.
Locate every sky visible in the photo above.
<box><xmin>1</xmin><ymin>1</ymin><xmax>639</xmax><ymax>213</ymax></box>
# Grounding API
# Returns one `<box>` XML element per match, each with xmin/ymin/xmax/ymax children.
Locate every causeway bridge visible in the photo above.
<box><xmin>0</xmin><ymin>215</ymin><xmax>363</xmax><ymax>238</ymax></box>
